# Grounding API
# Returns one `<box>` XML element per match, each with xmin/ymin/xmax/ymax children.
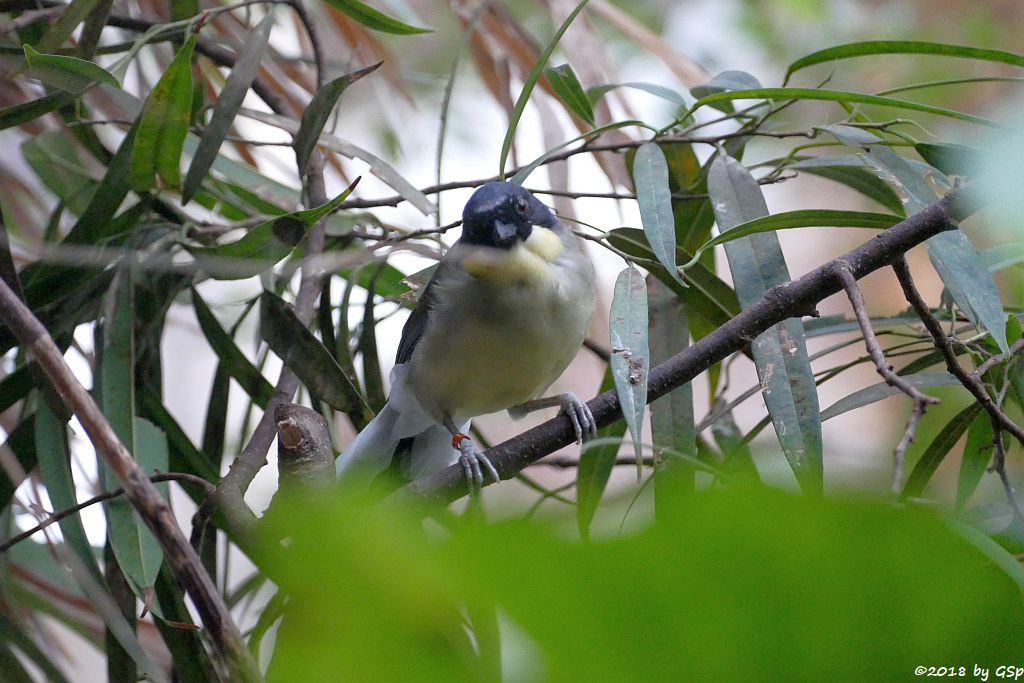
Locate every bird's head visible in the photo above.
<box><xmin>457</xmin><ymin>183</ymin><xmax>566</xmax><ymax>284</ymax></box>
<box><xmin>461</xmin><ymin>182</ymin><xmax>555</xmax><ymax>249</ymax></box>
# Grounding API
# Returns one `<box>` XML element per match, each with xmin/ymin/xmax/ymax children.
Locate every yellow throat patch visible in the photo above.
<box><xmin>463</xmin><ymin>227</ymin><xmax>564</xmax><ymax>284</ymax></box>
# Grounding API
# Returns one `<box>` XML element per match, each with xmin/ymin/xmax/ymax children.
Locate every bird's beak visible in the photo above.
<box><xmin>494</xmin><ymin>220</ymin><xmax>518</xmax><ymax>242</ymax></box>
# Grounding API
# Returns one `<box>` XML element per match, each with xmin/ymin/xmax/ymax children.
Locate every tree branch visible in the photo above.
<box><xmin>0</xmin><ymin>278</ymin><xmax>261</xmax><ymax>681</ymax></box>
<box><xmin>833</xmin><ymin>262</ymin><xmax>939</xmax><ymax>494</ymax></box>
<box><xmin>391</xmin><ymin>185</ymin><xmax>982</xmax><ymax>508</ymax></box>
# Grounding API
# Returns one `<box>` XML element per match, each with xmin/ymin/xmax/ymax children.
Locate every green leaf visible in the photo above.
<box><xmin>609</xmin><ymin>265</ymin><xmax>649</xmax><ymax>474</ymax></box>
<box><xmin>34</xmin><ymin>0</ymin><xmax>103</xmax><ymax>54</ymax></box>
<box><xmin>786</xmin><ymin>41</ymin><xmax>1024</xmax><ymax>84</ymax></box>
<box><xmin>0</xmin><ymin>91</ymin><xmax>75</xmax><ymax>131</ymax></box>
<box><xmin>130</xmin><ymin>32</ymin><xmax>197</xmax><ymax>191</ymax></box>
<box><xmin>321</xmin><ymin>0</ymin><xmax>430</xmax><ymax>34</ymax></box>
<box><xmin>98</xmin><ymin>268</ymin><xmax>166</xmax><ymax>594</ymax></box>
<box><xmin>691</xmin><ymin>87</ymin><xmax>1003</xmax><ymax>129</ymax></box>
<box><xmin>820</xmin><ymin>372</ymin><xmax>960</xmax><ymax>421</ymax></box>
<box><xmin>544</xmin><ymin>63</ymin><xmax>594</xmax><ymax>125</ymax></box>
<box><xmin>34</xmin><ymin>403</ymin><xmax>102</xmax><ymax>585</ymax></box>
<box><xmin>634</xmin><ymin>142</ymin><xmax>682</xmax><ymax>285</ymax></box>
<box><xmin>588</xmin><ymin>82</ymin><xmax>688</xmax><ymax>106</ymax></box>
<box><xmin>683</xmin><ymin>209</ymin><xmax>901</xmax><ymax>267</ymax></box>
<box><xmin>21</xmin><ymin>131</ymin><xmax>96</xmax><ymax>215</ymax></box>
<box><xmin>915</xmin><ymin>142</ymin><xmax>989</xmax><ymax>178</ymax></box>
<box><xmin>929</xmin><ymin>232</ymin><xmax>1009</xmax><ymax>353</ymax></box>
<box><xmin>788</xmin><ymin>158</ymin><xmax>905</xmax><ymax>214</ymax></box>
<box><xmin>648</xmin><ymin>277</ymin><xmax>695</xmax><ymax>507</ymax></box>
<box><xmin>903</xmin><ymin>403</ymin><xmax>984</xmax><ymax>499</ymax></box>
<box><xmin>499</xmin><ymin>0</ymin><xmax>590</xmax><ymax>178</ymax></box>
<box><xmin>576</xmin><ymin>369</ymin><xmax>626</xmax><ymax>540</ymax></box>
<box><xmin>182</xmin><ymin>13</ymin><xmax>275</xmax><ymax>203</ymax></box>
<box><xmin>690</xmin><ymin>70</ymin><xmax>762</xmax><ymax>112</ymax></box>
<box><xmin>23</xmin><ymin>44</ymin><xmax>119</xmax><ymax>94</ymax></box>
<box><xmin>708</xmin><ymin>152</ymin><xmax>822</xmax><ymax>494</ymax></box>
<box><xmin>956</xmin><ymin>413</ymin><xmax>995</xmax><ymax>511</ymax></box>
<box><xmin>293</xmin><ymin>62</ymin><xmax>381</xmax><ymax>175</ymax></box>
<box><xmin>190</xmin><ymin>179</ymin><xmax>360</xmax><ymax>279</ymax></box>
<box><xmin>64</xmin><ymin>122</ymin><xmax>138</xmax><ymax>245</ymax></box>
<box><xmin>191</xmin><ymin>289</ymin><xmax>273</xmax><ymax>407</ymax></box>
<box><xmin>259</xmin><ymin>291</ymin><xmax>372</xmax><ymax>423</ymax></box>
<box><xmin>823</xmin><ymin>125</ymin><xmax>1009</xmax><ymax>354</ymax></box>
<box><xmin>606</xmin><ymin>228</ymin><xmax>739</xmax><ymax>329</ymax></box>
<box><xmin>981</xmin><ymin>243</ymin><xmax>1024</xmax><ymax>272</ymax></box>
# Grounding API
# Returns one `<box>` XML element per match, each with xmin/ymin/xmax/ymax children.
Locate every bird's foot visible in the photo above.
<box><xmin>559</xmin><ymin>393</ymin><xmax>597</xmax><ymax>445</ymax></box>
<box><xmin>452</xmin><ymin>433</ymin><xmax>500</xmax><ymax>494</ymax></box>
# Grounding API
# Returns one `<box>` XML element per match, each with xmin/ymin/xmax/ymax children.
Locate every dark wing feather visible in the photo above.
<box><xmin>395</xmin><ymin>261</ymin><xmax>451</xmax><ymax>365</ymax></box>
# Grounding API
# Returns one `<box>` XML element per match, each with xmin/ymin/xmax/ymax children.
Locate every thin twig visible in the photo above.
<box><xmin>893</xmin><ymin>258</ymin><xmax>1024</xmax><ymax>446</ymax></box>
<box><xmin>991</xmin><ymin>427</ymin><xmax>1024</xmax><ymax>525</ymax></box>
<box><xmin>834</xmin><ymin>262</ymin><xmax>939</xmax><ymax>494</ymax></box>
<box><xmin>0</xmin><ymin>473</ymin><xmax>214</xmax><ymax>553</ymax></box>
<box><xmin>973</xmin><ymin>338</ymin><xmax>1024</xmax><ymax>378</ymax></box>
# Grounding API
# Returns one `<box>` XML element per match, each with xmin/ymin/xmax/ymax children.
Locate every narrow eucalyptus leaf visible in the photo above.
<box><xmin>609</xmin><ymin>265</ymin><xmax>649</xmax><ymax>474</ymax></box>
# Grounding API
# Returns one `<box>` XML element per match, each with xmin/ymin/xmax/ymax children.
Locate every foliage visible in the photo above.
<box><xmin>1</xmin><ymin>0</ymin><xmax>1023</xmax><ymax>680</ymax></box>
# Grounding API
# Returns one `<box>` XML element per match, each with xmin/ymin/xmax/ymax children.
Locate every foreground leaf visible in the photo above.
<box><xmin>634</xmin><ymin>142</ymin><xmax>682</xmax><ymax>284</ymax></box>
<box><xmin>23</xmin><ymin>44</ymin><xmax>119</xmax><ymax>93</ymax></box>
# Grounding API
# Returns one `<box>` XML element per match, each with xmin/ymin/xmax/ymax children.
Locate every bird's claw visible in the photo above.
<box><xmin>453</xmin><ymin>433</ymin><xmax>499</xmax><ymax>495</ymax></box>
<box><xmin>561</xmin><ymin>393</ymin><xmax>597</xmax><ymax>445</ymax></box>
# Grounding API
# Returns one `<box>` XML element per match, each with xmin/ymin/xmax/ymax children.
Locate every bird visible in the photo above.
<box><xmin>336</xmin><ymin>181</ymin><xmax>597</xmax><ymax>493</ymax></box>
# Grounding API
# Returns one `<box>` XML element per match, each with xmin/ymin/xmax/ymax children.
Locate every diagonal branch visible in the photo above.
<box><xmin>391</xmin><ymin>185</ymin><xmax>982</xmax><ymax>508</ymax></box>
<box><xmin>0</xmin><ymin>278</ymin><xmax>261</xmax><ymax>681</ymax></box>
<box><xmin>833</xmin><ymin>262</ymin><xmax>939</xmax><ymax>493</ymax></box>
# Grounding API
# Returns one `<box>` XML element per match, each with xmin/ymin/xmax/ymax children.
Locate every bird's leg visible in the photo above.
<box><xmin>508</xmin><ymin>393</ymin><xmax>597</xmax><ymax>445</ymax></box>
<box><xmin>443</xmin><ymin>417</ymin><xmax>500</xmax><ymax>494</ymax></box>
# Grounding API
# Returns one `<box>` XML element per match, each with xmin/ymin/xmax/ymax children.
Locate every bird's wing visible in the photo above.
<box><xmin>395</xmin><ymin>259</ymin><xmax>456</xmax><ymax>365</ymax></box>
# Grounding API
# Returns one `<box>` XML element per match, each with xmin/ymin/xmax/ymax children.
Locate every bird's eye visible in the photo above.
<box><xmin>514</xmin><ymin>197</ymin><xmax>529</xmax><ymax>215</ymax></box>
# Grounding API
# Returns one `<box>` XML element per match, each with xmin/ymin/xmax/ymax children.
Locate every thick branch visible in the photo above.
<box><xmin>0</xmin><ymin>278</ymin><xmax>261</xmax><ymax>681</ymax></box>
<box><xmin>392</xmin><ymin>185</ymin><xmax>982</xmax><ymax>507</ymax></box>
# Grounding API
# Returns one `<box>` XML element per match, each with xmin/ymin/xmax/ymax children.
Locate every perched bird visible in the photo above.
<box><xmin>336</xmin><ymin>181</ymin><xmax>597</xmax><ymax>491</ymax></box>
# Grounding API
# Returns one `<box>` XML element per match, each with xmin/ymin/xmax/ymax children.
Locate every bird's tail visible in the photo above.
<box><xmin>336</xmin><ymin>364</ymin><xmax>467</xmax><ymax>486</ymax></box>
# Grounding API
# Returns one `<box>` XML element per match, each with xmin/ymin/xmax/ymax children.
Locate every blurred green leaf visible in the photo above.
<box><xmin>264</xmin><ymin>488</ymin><xmax>1024</xmax><ymax>682</ymax></box>
<box><xmin>981</xmin><ymin>243</ymin><xmax>1024</xmax><ymax>272</ymax></box>
<box><xmin>34</xmin><ymin>0</ymin><xmax>102</xmax><ymax>53</ymax></box>
<box><xmin>634</xmin><ymin>142</ymin><xmax>682</xmax><ymax>284</ymax></box>
<box><xmin>182</xmin><ymin>13</ymin><xmax>275</xmax><ymax>203</ymax></box>
<box><xmin>610</xmin><ymin>265</ymin><xmax>649</xmax><ymax>474</ymax></box>
<box><xmin>322</xmin><ymin>0</ymin><xmax>430</xmax><ymax>34</ymax></box>
<box><xmin>903</xmin><ymin>403</ymin><xmax>983</xmax><ymax>499</ymax></box>
<box><xmin>23</xmin><ymin>44</ymin><xmax>119</xmax><ymax>93</ymax></box>
<box><xmin>708</xmin><ymin>151</ymin><xmax>822</xmax><ymax>494</ymax></box>
<box><xmin>22</xmin><ymin>132</ymin><xmax>96</xmax><ymax>215</ymax></box>
<box><xmin>130</xmin><ymin>32</ymin><xmax>197</xmax><ymax>191</ymax></box>
<box><xmin>545</xmin><ymin>63</ymin><xmax>594</xmax><ymax>125</ymax></box>
<box><xmin>786</xmin><ymin>41</ymin><xmax>1024</xmax><ymax>83</ymax></box>
<box><xmin>293</xmin><ymin>63</ymin><xmax>381</xmax><ymax>176</ymax></box>
<box><xmin>499</xmin><ymin>0</ymin><xmax>590</xmax><ymax>177</ymax></box>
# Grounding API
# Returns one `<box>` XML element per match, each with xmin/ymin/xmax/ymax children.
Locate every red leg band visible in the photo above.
<box><xmin>451</xmin><ymin>433</ymin><xmax>470</xmax><ymax>449</ymax></box>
